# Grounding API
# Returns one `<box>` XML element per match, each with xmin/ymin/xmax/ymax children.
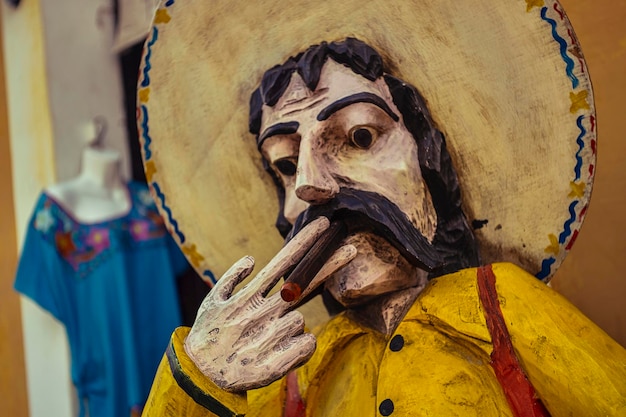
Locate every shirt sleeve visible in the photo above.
<box><xmin>14</xmin><ymin>194</ymin><xmax>67</xmax><ymax>322</ymax></box>
<box><xmin>142</xmin><ymin>327</ymin><xmax>248</xmax><ymax>417</ymax></box>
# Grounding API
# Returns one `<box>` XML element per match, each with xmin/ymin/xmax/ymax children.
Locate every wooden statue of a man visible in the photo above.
<box><xmin>137</xmin><ymin>2</ymin><xmax>626</xmax><ymax>416</ymax></box>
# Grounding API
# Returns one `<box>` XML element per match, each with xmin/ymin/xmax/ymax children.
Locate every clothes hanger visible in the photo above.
<box><xmin>87</xmin><ymin>115</ymin><xmax>108</xmax><ymax>149</ymax></box>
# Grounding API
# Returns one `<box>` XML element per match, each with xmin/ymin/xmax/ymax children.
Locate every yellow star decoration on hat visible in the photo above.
<box><xmin>568</xmin><ymin>181</ymin><xmax>586</xmax><ymax>198</ymax></box>
<box><xmin>144</xmin><ymin>160</ymin><xmax>157</xmax><ymax>183</ymax></box>
<box><xmin>154</xmin><ymin>9</ymin><xmax>172</xmax><ymax>24</ymax></box>
<box><xmin>526</xmin><ymin>0</ymin><xmax>544</xmax><ymax>12</ymax></box>
<box><xmin>545</xmin><ymin>234</ymin><xmax>560</xmax><ymax>256</ymax></box>
<box><xmin>570</xmin><ymin>90</ymin><xmax>590</xmax><ymax>113</ymax></box>
<box><xmin>138</xmin><ymin>88</ymin><xmax>150</xmax><ymax>104</ymax></box>
<box><xmin>182</xmin><ymin>244</ymin><xmax>205</xmax><ymax>268</ymax></box>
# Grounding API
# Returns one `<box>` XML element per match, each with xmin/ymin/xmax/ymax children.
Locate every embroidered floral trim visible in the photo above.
<box><xmin>33</xmin><ymin>182</ymin><xmax>167</xmax><ymax>277</ymax></box>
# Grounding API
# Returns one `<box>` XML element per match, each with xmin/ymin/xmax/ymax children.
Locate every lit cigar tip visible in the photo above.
<box><xmin>280</xmin><ymin>282</ymin><xmax>302</xmax><ymax>302</ymax></box>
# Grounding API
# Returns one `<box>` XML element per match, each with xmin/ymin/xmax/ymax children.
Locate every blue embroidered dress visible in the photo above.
<box><xmin>14</xmin><ymin>181</ymin><xmax>189</xmax><ymax>417</ymax></box>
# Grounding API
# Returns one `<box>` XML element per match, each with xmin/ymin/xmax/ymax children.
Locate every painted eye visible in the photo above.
<box><xmin>274</xmin><ymin>159</ymin><xmax>297</xmax><ymax>176</ymax></box>
<box><xmin>349</xmin><ymin>126</ymin><xmax>376</xmax><ymax>149</ymax></box>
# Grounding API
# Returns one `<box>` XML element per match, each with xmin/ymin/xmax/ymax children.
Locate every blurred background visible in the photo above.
<box><xmin>0</xmin><ymin>0</ymin><xmax>624</xmax><ymax>416</ymax></box>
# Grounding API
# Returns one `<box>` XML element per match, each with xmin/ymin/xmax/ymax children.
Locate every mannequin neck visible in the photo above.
<box><xmin>78</xmin><ymin>147</ymin><xmax>123</xmax><ymax>190</ymax></box>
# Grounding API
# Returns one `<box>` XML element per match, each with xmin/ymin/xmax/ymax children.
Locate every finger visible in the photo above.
<box><xmin>297</xmin><ymin>243</ymin><xmax>357</xmax><ymax>302</ymax></box>
<box><xmin>276</xmin><ymin>244</ymin><xmax>357</xmax><ymax>310</ymax></box>
<box><xmin>246</xmin><ymin>217</ymin><xmax>330</xmax><ymax>297</ymax></box>
<box><xmin>269</xmin><ymin>333</ymin><xmax>317</xmax><ymax>378</ymax></box>
<box><xmin>214</xmin><ymin>256</ymin><xmax>255</xmax><ymax>301</ymax></box>
<box><xmin>228</xmin><ymin>332</ymin><xmax>317</xmax><ymax>392</ymax></box>
<box><xmin>268</xmin><ymin>310</ymin><xmax>306</xmax><ymax>342</ymax></box>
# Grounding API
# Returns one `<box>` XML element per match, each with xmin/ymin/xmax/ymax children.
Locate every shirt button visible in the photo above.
<box><xmin>389</xmin><ymin>334</ymin><xmax>404</xmax><ymax>352</ymax></box>
<box><xmin>379</xmin><ymin>399</ymin><xmax>394</xmax><ymax>416</ymax></box>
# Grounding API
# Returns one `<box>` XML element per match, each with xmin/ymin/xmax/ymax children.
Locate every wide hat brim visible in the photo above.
<box><xmin>138</xmin><ymin>0</ymin><xmax>595</xmax><ymax>284</ymax></box>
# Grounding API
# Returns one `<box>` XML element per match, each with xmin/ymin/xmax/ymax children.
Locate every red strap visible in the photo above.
<box><xmin>477</xmin><ymin>265</ymin><xmax>551</xmax><ymax>417</ymax></box>
<box><xmin>284</xmin><ymin>371</ymin><xmax>306</xmax><ymax>417</ymax></box>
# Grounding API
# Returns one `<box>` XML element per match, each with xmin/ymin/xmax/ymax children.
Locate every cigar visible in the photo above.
<box><xmin>280</xmin><ymin>219</ymin><xmax>348</xmax><ymax>302</ymax></box>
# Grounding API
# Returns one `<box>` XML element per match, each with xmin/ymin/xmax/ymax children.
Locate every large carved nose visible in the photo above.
<box><xmin>295</xmin><ymin>145</ymin><xmax>339</xmax><ymax>204</ymax></box>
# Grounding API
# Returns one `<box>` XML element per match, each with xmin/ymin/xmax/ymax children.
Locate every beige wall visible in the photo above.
<box><xmin>551</xmin><ymin>0</ymin><xmax>626</xmax><ymax>347</ymax></box>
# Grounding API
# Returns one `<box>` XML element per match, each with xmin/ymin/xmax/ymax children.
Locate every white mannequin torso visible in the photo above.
<box><xmin>46</xmin><ymin>147</ymin><xmax>131</xmax><ymax>224</ymax></box>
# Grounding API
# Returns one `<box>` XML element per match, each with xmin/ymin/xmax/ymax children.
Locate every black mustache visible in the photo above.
<box><xmin>285</xmin><ymin>188</ymin><xmax>445</xmax><ymax>273</ymax></box>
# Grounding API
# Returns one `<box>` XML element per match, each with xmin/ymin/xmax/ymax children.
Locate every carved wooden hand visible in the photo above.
<box><xmin>184</xmin><ymin>217</ymin><xmax>357</xmax><ymax>392</ymax></box>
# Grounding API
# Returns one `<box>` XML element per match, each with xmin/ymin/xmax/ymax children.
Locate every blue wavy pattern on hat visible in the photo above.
<box><xmin>541</xmin><ymin>6</ymin><xmax>579</xmax><ymax>89</ymax></box>
<box><xmin>573</xmin><ymin>115</ymin><xmax>586</xmax><ymax>181</ymax></box>
<box><xmin>558</xmin><ymin>201</ymin><xmax>579</xmax><ymax>244</ymax></box>
<box><xmin>153</xmin><ymin>182</ymin><xmax>186</xmax><ymax>244</ymax></box>
<box><xmin>140</xmin><ymin>105</ymin><xmax>152</xmax><ymax>160</ymax></box>
<box><xmin>141</xmin><ymin>27</ymin><xmax>158</xmax><ymax>88</ymax></box>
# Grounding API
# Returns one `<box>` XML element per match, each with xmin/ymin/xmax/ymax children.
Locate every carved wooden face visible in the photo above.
<box><xmin>260</xmin><ymin>59</ymin><xmax>437</xmax><ymax>307</ymax></box>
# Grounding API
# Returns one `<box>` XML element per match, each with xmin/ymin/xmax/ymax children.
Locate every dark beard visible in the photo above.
<box><xmin>285</xmin><ymin>188</ymin><xmax>446</xmax><ymax>274</ymax></box>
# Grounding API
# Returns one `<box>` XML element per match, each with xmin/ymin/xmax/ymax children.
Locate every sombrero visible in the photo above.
<box><xmin>138</xmin><ymin>0</ymin><xmax>595</xmax><ymax>285</ymax></box>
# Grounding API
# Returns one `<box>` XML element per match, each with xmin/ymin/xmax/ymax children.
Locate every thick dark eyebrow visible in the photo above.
<box><xmin>257</xmin><ymin>121</ymin><xmax>300</xmax><ymax>150</ymax></box>
<box><xmin>316</xmin><ymin>92</ymin><xmax>399</xmax><ymax>122</ymax></box>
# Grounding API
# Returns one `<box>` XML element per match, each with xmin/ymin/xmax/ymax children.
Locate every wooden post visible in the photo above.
<box><xmin>0</xmin><ymin>5</ymin><xmax>29</xmax><ymax>416</ymax></box>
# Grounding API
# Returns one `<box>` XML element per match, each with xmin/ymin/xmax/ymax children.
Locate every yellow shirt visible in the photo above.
<box><xmin>142</xmin><ymin>263</ymin><xmax>626</xmax><ymax>416</ymax></box>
